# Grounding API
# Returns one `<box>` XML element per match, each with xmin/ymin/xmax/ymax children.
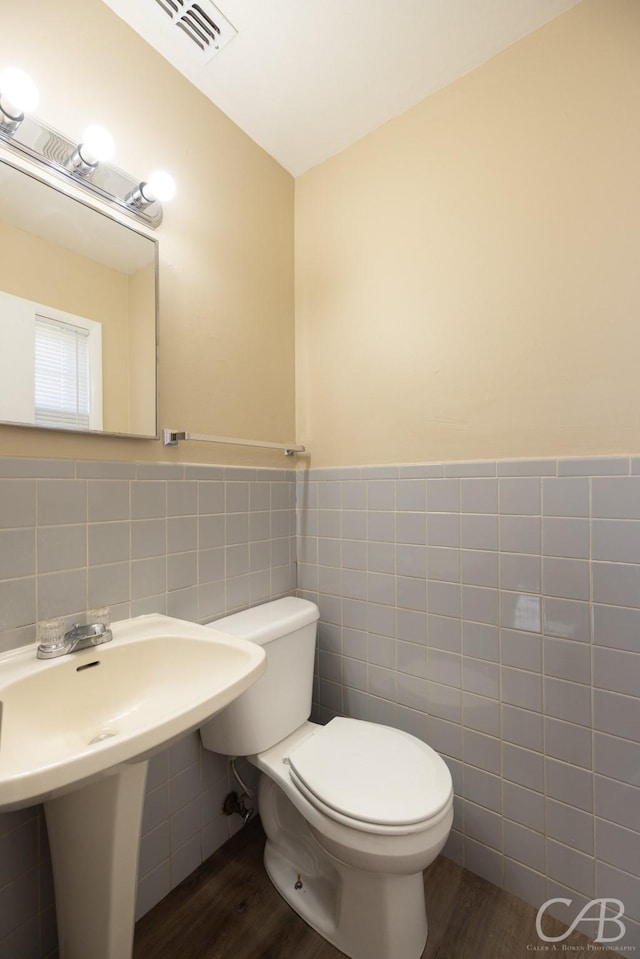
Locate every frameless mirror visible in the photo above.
<box><xmin>0</xmin><ymin>156</ymin><xmax>158</xmax><ymax>438</ymax></box>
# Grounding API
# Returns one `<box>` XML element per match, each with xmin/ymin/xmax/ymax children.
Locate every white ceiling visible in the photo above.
<box><xmin>101</xmin><ymin>0</ymin><xmax>581</xmax><ymax>176</ymax></box>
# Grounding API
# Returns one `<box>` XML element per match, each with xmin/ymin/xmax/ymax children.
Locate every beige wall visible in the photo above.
<box><xmin>295</xmin><ymin>0</ymin><xmax>640</xmax><ymax>466</ymax></box>
<box><xmin>0</xmin><ymin>0</ymin><xmax>295</xmax><ymax>467</ymax></box>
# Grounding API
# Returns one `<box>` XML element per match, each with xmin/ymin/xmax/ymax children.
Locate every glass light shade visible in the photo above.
<box><xmin>145</xmin><ymin>170</ymin><xmax>176</xmax><ymax>203</ymax></box>
<box><xmin>0</xmin><ymin>67</ymin><xmax>39</xmax><ymax>116</ymax></box>
<box><xmin>80</xmin><ymin>124</ymin><xmax>115</xmax><ymax>165</ymax></box>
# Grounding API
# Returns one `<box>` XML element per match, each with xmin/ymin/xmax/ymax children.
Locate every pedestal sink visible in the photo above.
<box><xmin>0</xmin><ymin>613</ymin><xmax>266</xmax><ymax>959</ymax></box>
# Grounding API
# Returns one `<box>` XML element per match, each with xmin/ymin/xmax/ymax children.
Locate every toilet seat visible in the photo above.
<box><xmin>287</xmin><ymin>718</ymin><xmax>453</xmax><ymax>835</ymax></box>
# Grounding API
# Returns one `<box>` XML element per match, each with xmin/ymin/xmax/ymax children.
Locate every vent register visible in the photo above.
<box><xmin>153</xmin><ymin>0</ymin><xmax>237</xmax><ymax>61</ymax></box>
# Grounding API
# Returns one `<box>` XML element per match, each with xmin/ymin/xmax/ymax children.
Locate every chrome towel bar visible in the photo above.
<box><xmin>162</xmin><ymin>429</ymin><xmax>305</xmax><ymax>456</ymax></box>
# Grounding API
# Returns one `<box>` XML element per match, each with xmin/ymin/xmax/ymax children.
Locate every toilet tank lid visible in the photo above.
<box><xmin>206</xmin><ymin>597</ymin><xmax>319</xmax><ymax>646</ymax></box>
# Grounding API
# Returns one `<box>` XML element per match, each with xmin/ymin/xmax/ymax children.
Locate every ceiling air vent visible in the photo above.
<box><xmin>153</xmin><ymin>0</ymin><xmax>237</xmax><ymax>62</ymax></box>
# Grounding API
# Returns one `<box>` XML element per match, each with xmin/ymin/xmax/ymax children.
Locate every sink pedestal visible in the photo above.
<box><xmin>44</xmin><ymin>761</ymin><xmax>148</xmax><ymax>959</ymax></box>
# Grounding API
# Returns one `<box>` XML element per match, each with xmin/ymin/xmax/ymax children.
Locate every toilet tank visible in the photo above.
<box><xmin>200</xmin><ymin>597</ymin><xmax>319</xmax><ymax>756</ymax></box>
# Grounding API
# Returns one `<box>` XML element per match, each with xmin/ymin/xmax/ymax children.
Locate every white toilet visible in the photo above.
<box><xmin>200</xmin><ymin>597</ymin><xmax>453</xmax><ymax>959</ymax></box>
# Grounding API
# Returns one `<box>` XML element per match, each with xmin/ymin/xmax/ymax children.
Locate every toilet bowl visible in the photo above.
<box><xmin>200</xmin><ymin>598</ymin><xmax>453</xmax><ymax>959</ymax></box>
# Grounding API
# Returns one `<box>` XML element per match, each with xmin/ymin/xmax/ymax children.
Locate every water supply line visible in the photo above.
<box><xmin>230</xmin><ymin>757</ymin><xmax>254</xmax><ymax>800</ymax></box>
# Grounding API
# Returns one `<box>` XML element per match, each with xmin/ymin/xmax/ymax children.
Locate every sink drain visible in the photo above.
<box><xmin>89</xmin><ymin>729</ymin><xmax>117</xmax><ymax>745</ymax></box>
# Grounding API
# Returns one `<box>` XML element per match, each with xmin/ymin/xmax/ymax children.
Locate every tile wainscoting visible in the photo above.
<box><xmin>2</xmin><ymin>452</ymin><xmax>640</xmax><ymax>956</ymax></box>
<box><xmin>297</xmin><ymin>457</ymin><xmax>640</xmax><ymax>952</ymax></box>
<box><xmin>0</xmin><ymin>456</ymin><xmax>295</xmax><ymax>959</ymax></box>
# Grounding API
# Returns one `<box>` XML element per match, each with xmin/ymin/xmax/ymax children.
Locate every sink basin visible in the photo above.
<box><xmin>0</xmin><ymin>612</ymin><xmax>266</xmax><ymax>959</ymax></box>
<box><xmin>0</xmin><ymin>612</ymin><xmax>266</xmax><ymax>811</ymax></box>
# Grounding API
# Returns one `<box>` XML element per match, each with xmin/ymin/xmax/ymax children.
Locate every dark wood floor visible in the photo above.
<box><xmin>133</xmin><ymin>818</ymin><xmax>619</xmax><ymax>959</ymax></box>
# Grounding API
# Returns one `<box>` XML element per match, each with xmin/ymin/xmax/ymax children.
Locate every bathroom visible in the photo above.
<box><xmin>0</xmin><ymin>0</ymin><xmax>638</xmax><ymax>956</ymax></box>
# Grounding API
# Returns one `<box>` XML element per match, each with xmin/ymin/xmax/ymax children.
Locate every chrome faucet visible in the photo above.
<box><xmin>36</xmin><ymin>613</ymin><xmax>113</xmax><ymax>660</ymax></box>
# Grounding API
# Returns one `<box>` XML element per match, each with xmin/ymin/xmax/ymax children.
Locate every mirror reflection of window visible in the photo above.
<box><xmin>0</xmin><ymin>289</ymin><xmax>103</xmax><ymax>432</ymax></box>
<box><xmin>34</xmin><ymin>315</ymin><xmax>103</xmax><ymax>431</ymax></box>
<box><xmin>0</xmin><ymin>158</ymin><xmax>157</xmax><ymax>438</ymax></box>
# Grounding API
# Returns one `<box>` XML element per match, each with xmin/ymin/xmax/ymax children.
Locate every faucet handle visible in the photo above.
<box><xmin>88</xmin><ymin>606</ymin><xmax>111</xmax><ymax>627</ymax></box>
<box><xmin>37</xmin><ymin>617</ymin><xmax>66</xmax><ymax>653</ymax></box>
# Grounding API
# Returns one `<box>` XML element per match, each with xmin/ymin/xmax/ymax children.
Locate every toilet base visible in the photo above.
<box><xmin>259</xmin><ymin>775</ymin><xmax>429</xmax><ymax>959</ymax></box>
<box><xmin>264</xmin><ymin>839</ymin><xmax>428</xmax><ymax>959</ymax></box>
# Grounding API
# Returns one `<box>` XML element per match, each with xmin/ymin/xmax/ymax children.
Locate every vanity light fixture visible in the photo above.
<box><xmin>0</xmin><ymin>67</ymin><xmax>39</xmax><ymax>136</ymax></box>
<box><xmin>0</xmin><ymin>65</ymin><xmax>174</xmax><ymax>228</ymax></box>
<box><xmin>65</xmin><ymin>124</ymin><xmax>116</xmax><ymax>177</ymax></box>
<box><xmin>126</xmin><ymin>170</ymin><xmax>176</xmax><ymax>210</ymax></box>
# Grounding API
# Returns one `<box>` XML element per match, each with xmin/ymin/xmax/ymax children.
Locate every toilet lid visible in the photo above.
<box><xmin>287</xmin><ymin>718</ymin><xmax>452</xmax><ymax>828</ymax></box>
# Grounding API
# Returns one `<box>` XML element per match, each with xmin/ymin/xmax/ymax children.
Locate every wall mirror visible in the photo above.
<box><xmin>0</xmin><ymin>155</ymin><xmax>158</xmax><ymax>438</ymax></box>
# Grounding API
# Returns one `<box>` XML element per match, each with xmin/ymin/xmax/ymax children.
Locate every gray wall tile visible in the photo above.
<box><xmin>502</xmin><ymin>781</ymin><xmax>544</xmax><ymax>833</ymax></box>
<box><xmin>0</xmin><ymin>529</ymin><xmax>35</xmax><ymax>579</ymax></box>
<box><xmin>593</xmin><ymin>477</ymin><xmax>640</xmax><ymax>518</ymax></box>
<box><xmin>501</xmin><ymin>704</ymin><xmax>543</xmax><ymax>751</ymax></box>
<box><xmin>0</xmin><ymin>480</ymin><xmax>36</xmax><ymax>529</ymax></box>
<box><xmin>76</xmin><ymin>460</ymin><xmax>136</xmax><ymax>479</ymax></box>
<box><xmin>543</xmin><ymin>557</ymin><xmax>589</xmax><ymax>601</ymax></box>
<box><xmin>547</xmin><ymin>839</ymin><xmax>594</xmax><ymax>897</ymax></box>
<box><xmin>546</xmin><ymin>758</ymin><xmax>593</xmax><ymax>812</ymax></box>
<box><xmin>593</xmin><ymin>688</ymin><xmax>640</xmax><ymax>742</ymax></box>
<box><xmin>460</xmin><ymin>513</ymin><xmax>498</xmax><ymax>550</ymax></box>
<box><xmin>37</xmin><ymin>569</ymin><xmax>86</xmax><ymax>620</ymax></box>
<box><xmin>500</xmin><ymin>516</ymin><xmax>540</xmax><ymax>554</ymax></box>
<box><xmin>595</xmin><ymin>776</ymin><xmax>640</xmax><ymax>834</ymax></box>
<box><xmin>500</xmin><ymin>553</ymin><xmax>541</xmax><ymax>594</ymax></box>
<box><xmin>559</xmin><ymin>457</ymin><xmax>628</xmax><ymax>476</ymax></box>
<box><xmin>132</xmin><ymin>481</ymin><xmax>166</xmax><ymax>519</ymax></box>
<box><xmin>544</xmin><ymin>637</ymin><xmax>591</xmax><ymax>685</ymax></box>
<box><xmin>500</xmin><ymin>593</ymin><xmax>541</xmax><ymax>632</ymax></box>
<box><xmin>88</xmin><ymin>562</ymin><xmax>130</xmax><ymax>608</ymax></box>
<box><xmin>546</xmin><ymin>799</ymin><xmax>593</xmax><ymax>854</ymax></box>
<box><xmin>502</xmin><ymin>743</ymin><xmax>543</xmax><ymax>792</ymax></box>
<box><xmin>499</xmin><ymin>478</ymin><xmax>541</xmax><ymax>515</ymax></box>
<box><xmin>543</xmin><ymin>598</ymin><xmax>591</xmax><ymax>643</ymax></box>
<box><xmin>595</xmin><ymin>819</ymin><xmax>640</xmax><ymax>878</ymax></box>
<box><xmin>0</xmin><ymin>456</ymin><xmax>75</xmax><ymax>478</ymax></box>
<box><xmin>593</xmin><ymin>603</ymin><xmax>640</xmax><ymax>652</ymax></box>
<box><xmin>595</xmin><ymin>862</ymin><xmax>640</xmax><ymax>924</ymax></box>
<box><xmin>0</xmin><ymin>577</ymin><xmax>36</xmax><ymax>629</ymax></box>
<box><xmin>38</xmin><ymin>480</ymin><xmax>87</xmax><ymax>526</ymax></box>
<box><xmin>504</xmin><ymin>820</ymin><xmax>545</xmax><ymax>873</ymax></box>
<box><xmin>501</xmin><ymin>630</ymin><xmax>542</xmax><ymax>672</ymax></box>
<box><xmin>543</xmin><ymin>518</ymin><xmax>589</xmax><ymax>559</ymax></box>
<box><xmin>593</xmin><ymin>732</ymin><xmax>640</xmax><ymax>785</ymax></box>
<box><xmin>426</xmin><ymin>513</ymin><xmax>458</xmax><ymax>547</ymax></box>
<box><xmin>88</xmin><ymin>480</ymin><xmax>129</xmax><ymax>522</ymax></box>
<box><xmin>545</xmin><ymin>717</ymin><xmax>592</xmax><ymax>768</ymax></box>
<box><xmin>396</xmin><ymin>480</ymin><xmax>426</xmax><ymax>512</ymax></box>
<box><xmin>88</xmin><ymin>523</ymin><xmax>129</xmax><ymax>566</ymax></box>
<box><xmin>461</xmin><ymin>478</ymin><xmax>497</xmax><ymax>513</ymax></box>
<box><xmin>593</xmin><ymin>520</ymin><xmax>640</xmax><ymax>564</ymax></box>
<box><xmin>501</xmin><ymin>667</ymin><xmax>542</xmax><ymax>712</ymax></box>
<box><xmin>37</xmin><ymin>525</ymin><xmax>86</xmax><ymax>575</ymax></box>
<box><xmin>544</xmin><ymin>677</ymin><xmax>591</xmax><ymax>727</ymax></box>
<box><xmin>463</xmin><ymin>622</ymin><xmax>499</xmax><ymax>662</ymax></box>
<box><xmin>462</xmin><ymin>585</ymin><xmax>500</xmax><ymax>626</ymax></box>
<box><xmin>498</xmin><ymin>460</ymin><xmax>556</xmax><ymax>477</ymax></box>
<box><xmin>461</xmin><ymin>550</ymin><xmax>498</xmax><ymax>588</ymax></box>
<box><xmin>444</xmin><ymin>462</ymin><xmax>496</xmax><ymax>478</ymax></box>
<box><xmin>593</xmin><ymin>646</ymin><xmax>640</xmax><ymax>697</ymax></box>
<box><xmin>542</xmin><ymin>478</ymin><xmax>589</xmax><ymax>517</ymax></box>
